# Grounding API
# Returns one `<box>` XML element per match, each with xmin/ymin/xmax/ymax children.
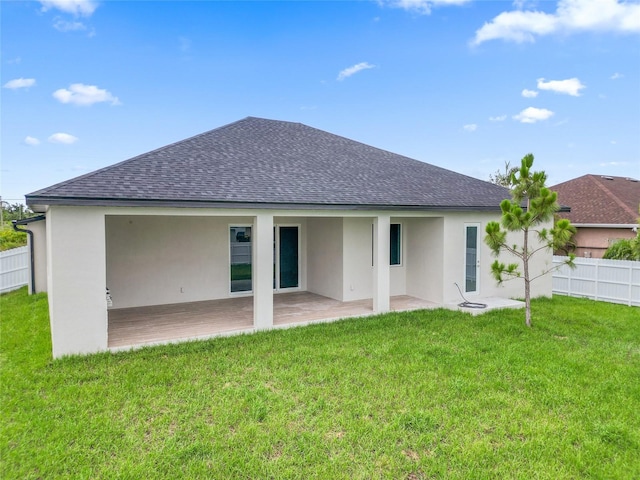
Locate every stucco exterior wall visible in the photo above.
<box><xmin>106</xmin><ymin>215</ymin><xmax>255</xmax><ymax>308</ymax></box>
<box><xmin>47</xmin><ymin>206</ymin><xmax>107</xmax><ymax>357</ymax></box>
<box><xmin>28</xmin><ymin>219</ymin><xmax>48</xmax><ymax>294</ymax></box>
<box><xmin>342</xmin><ymin>217</ymin><xmax>375</xmax><ymax>301</ymax></box>
<box><xmin>43</xmin><ymin>205</ymin><xmax>556</xmax><ymax>357</ymax></box>
<box><xmin>389</xmin><ymin>217</ymin><xmax>407</xmax><ymax>297</ymax></box>
<box><xmin>572</xmin><ymin>227</ymin><xmax>636</xmax><ymax>259</ymax></box>
<box><xmin>440</xmin><ymin>212</ymin><xmax>552</xmax><ymax>305</ymax></box>
<box><xmin>405</xmin><ymin>217</ymin><xmax>444</xmax><ymax>303</ymax></box>
<box><xmin>307</xmin><ymin>217</ymin><xmax>343</xmax><ymax>301</ymax></box>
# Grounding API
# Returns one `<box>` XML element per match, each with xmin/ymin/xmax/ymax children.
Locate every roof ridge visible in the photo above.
<box><xmin>588</xmin><ymin>174</ymin><xmax>637</xmax><ymax>218</ymax></box>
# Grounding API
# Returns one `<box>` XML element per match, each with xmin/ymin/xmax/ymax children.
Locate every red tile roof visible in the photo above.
<box><xmin>552</xmin><ymin>174</ymin><xmax>640</xmax><ymax>225</ymax></box>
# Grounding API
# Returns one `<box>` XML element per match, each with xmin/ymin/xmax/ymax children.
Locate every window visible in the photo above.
<box><xmin>230</xmin><ymin>226</ymin><xmax>252</xmax><ymax>293</ymax></box>
<box><xmin>390</xmin><ymin>223</ymin><xmax>401</xmax><ymax>266</ymax></box>
<box><xmin>464</xmin><ymin>224</ymin><xmax>479</xmax><ymax>293</ymax></box>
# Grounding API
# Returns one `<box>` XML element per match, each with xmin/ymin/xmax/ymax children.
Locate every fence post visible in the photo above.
<box><xmin>594</xmin><ymin>260</ymin><xmax>599</xmax><ymax>301</ymax></box>
<box><xmin>629</xmin><ymin>263</ymin><xmax>633</xmax><ymax>307</ymax></box>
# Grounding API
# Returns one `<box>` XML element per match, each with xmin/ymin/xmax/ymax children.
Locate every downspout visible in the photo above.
<box><xmin>12</xmin><ymin>215</ymin><xmax>46</xmax><ymax>294</ymax></box>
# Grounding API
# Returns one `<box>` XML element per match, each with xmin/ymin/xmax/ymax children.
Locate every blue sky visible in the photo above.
<box><xmin>2</xmin><ymin>0</ymin><xmax>639</xmax><ymax>205</ymax></box>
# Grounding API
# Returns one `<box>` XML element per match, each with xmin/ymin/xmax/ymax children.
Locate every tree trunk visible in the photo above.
<box><xmin>523</xmin><ymin>227</ymin><xmax>532</xmax><ymax>327</ymax></box>
<box><xmin>524</xmin><ymin>278</ymin><xmax>531</xmax><ymax>327</ymax></box>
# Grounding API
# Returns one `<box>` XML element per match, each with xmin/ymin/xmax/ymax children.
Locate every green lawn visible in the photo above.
<box><xmin>1</xmin><ymin>288</ymin><xmax>639</xmax><ymax>479</ymax></box>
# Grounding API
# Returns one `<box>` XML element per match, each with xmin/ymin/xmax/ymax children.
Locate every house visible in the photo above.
<box><xmin>552</xmin><ymin>175</ymin><xmax>640</xmax><ymax>258</ymax></box>
<box><xmin>26</xmin><ymin>117</ymin><xmax>553</xmax><ymax>358</ymax></box>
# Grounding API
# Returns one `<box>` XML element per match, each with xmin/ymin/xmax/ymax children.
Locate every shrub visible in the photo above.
<box><xmin>0</xmin><ymin>226</ymin><xmax>27</xmax><ymax>251</ymax></box>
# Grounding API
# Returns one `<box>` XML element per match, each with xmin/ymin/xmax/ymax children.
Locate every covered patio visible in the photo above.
<box><xmin>108</xmin><ymin>292</ymin><xmax>438</xmax><ymax>350</ymax></box>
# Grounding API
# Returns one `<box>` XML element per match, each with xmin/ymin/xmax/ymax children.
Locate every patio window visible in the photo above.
<box><xmin>390</xmin><ymin>223</ymin><xmax>401</xmax><ymax>266</ymax></box>
<box><xmin>230</xmin><ymin>226</ymin><xmax>252</xmax><ymax>293</ymax></box>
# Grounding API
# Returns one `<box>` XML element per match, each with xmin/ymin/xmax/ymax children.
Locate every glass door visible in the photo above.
<box><xmin>465</xmin><ymin>224</ymin><xmax>480</xmax><ymax>294</ymax></box>
<box><xmin>278</xmin><ymin>226</ymin><xmax>299</xmax><ymax>289</ymax></box>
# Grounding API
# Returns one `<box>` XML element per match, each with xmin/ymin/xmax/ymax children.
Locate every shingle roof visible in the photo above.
<box><xmin>552</xmin><ymin>174</ymin><xmax>640</xmax><ymax>225</ymax></box>
<box><xmin>27</xmin><ymin>117</ymin><xmax>510</xmax><ymax>211</ymax></box>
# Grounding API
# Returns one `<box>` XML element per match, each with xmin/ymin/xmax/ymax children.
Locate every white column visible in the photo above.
<box><xmin>253</xmin><ymin>213</ymin><xmax>274</xmax><ymax>329</ymax></box>
<box><xmin>47</xmin><ymin>207</ymin><xmax>107</xmax><ymax>357</ymax></box>
<box><xmin>373</xmin><ymin>214</ymin><xmax>390</xmax><ymax>313</ymax></box>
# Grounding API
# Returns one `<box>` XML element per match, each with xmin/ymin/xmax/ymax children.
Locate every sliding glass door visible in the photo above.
<box><xmin>275</xmin><ymin>225</ymin><xmax>299</xmax><ymax>290</ymax></box>
<box><xmin>229</xmin><ymin>224</ymin><xmax>299</xmax><ymax>293</ymax></box>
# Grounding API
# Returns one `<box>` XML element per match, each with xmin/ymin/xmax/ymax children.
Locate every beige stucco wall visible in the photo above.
<box><xmin>27</xmin><ymin>219</ymin><xmax>48</xmax><ymax>294</ymax></box>
<box><xmin>44</xmin><ymin>205</ymin><xmax>556</xmax><ymax>357</ymax></box>
<box><xmin>47</xmin><ymin>206</ymin><xmax>107</xmax><ymax>357</ymax></box>
<box><xmin>106</xmin><ymin>215</ymin><xmax>250</xmax><ymax>308</ymax></box>
<box><xmin>307</xmin><ymin>217</ymin><xmax>343</xmax><ymax>301</ymax></box>
<box><xmin>405</xmin><ymin>217</ymin><xmax>444</xmax><ymax>304</ymax></box>
<box><xmin>572</xmin><ymin>227</ymin><xmax>636</xmax><ymax>259</ymax></box>
<box><xmin>342</xmin><ymin>217</ymin><xmax>374</xmax><ymax>301</ymax></box>
<box><xmin>107</xmin><ymin>214</ymin><xmax>311</xmax><ymax>309</ymax></box>
<box><xmin>440</xmin><ymin>212</ymin><xmax>553</xmax><ymax>305</ymax></box>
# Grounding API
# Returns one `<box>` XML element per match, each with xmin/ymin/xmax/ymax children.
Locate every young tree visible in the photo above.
<box><xmin>484</xmin><ymin>154</ymin><xmax>575</xmax><ymax>327</ymax></box>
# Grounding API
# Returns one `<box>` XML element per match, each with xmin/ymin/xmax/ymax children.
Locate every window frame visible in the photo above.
<box><xmin>390</xmin><ymin>223</ymin><xmax>402</xmax><ymax>267</ymax></box>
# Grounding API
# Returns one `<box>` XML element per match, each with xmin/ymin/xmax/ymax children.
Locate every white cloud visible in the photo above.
<box><xmin>380</xmin><ymin>0</ymin><xmax>471</xmax><ymax>15</ymax></box>
<box><xmin>472</xmin><ymin>0</ymin><xmax>640</xmax><ymax>45</ymax></box>
<box><xmin>53</xmin><ymin>18</ymin><xmax>87</xmax><ymax>32</ymax></box>
<box><xmin>599</xmin><ymin>161</ymin><xmax>629</xmax><ymax>166</ymax></box>
<box><xmin>489</xmin><ymin>114</ymin><xmax>507</xmax><ymax>122</ymax></box>
<box><xmin>522</xmin><ymin>88</ymin><xmax>539</xmax><ymax>98</ymax></box>
<box><xmin>53</xmin><ymin>83</ymin><xmax>121</xmax><ymax>106</ymax></box>
<box><xmin>3</xmin><ymin>78</ymin><xmax>36</xmax><ymax>90</ymax></box>
<box><xmin>463</xmin><ymin>124</ymin><xmax>478</xmax><ymax>132</ymax></box>
<box><xmin>23</xmin><ymin>136</ymin><xmax>41</xmax><ymax>146</ymax></box>
<box><xmin>537</xmin><ymin>77</ymin><xmax>586</xmax><ymax>96</ymax></box>
<box><xmin>513</xmin><ymin>107</ymin><xmax>554</xmax><ymax>123</ymax></box>
<box><xmin>610</xmin><ymin>72</ymin><xmax>624</xmax><ymax>79</ymax></box>
<box><xmin>39</xmin><ymin>0</ymin><xmax>98</xmax><ymax>17</ymax></box>
<box><xmin>48</xmin><ymin>133</ymin><xmax>79</xmax><ymax>144</ymax></box>
<box><xmin>337</xmin><ymin>62</ymin><xmax>376</xmax><ymax>81</ymax></box>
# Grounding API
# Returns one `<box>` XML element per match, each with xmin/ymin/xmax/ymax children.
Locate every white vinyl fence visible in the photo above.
<box><xmin>0</xmin><ymin>246</ymin><xmax>29</xmax><ymax>294</ymax></box>
<box><xmin>552</xmin><ymin>255</ymin><xmax>640</xmax><ymax>307</ymax></box>
<box><xmin>230</xmin><ymin>242</ymin><xmax>251</xmax><ymax>265</ymax></box>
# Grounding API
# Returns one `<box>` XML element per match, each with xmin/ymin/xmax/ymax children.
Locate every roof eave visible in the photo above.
<box><xmin>572</xmin><ymin>223</ymin><xmax>638</xmax><ymax>229</ymax></box>
<box><xmin>25</xmin><ymin>195</ymin><xmax>504</xmax><ymax>212</ymax></box>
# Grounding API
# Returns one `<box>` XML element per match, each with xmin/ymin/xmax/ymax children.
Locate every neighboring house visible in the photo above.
<box><xmin>552</xmin><ymin>174</ymin><xmax>640</xmax><ymax>258</ymax></box>
<box><xmin>26</xmin><ymin>117</ymin><xmax>553</xmax><ymax>358</ymax></box>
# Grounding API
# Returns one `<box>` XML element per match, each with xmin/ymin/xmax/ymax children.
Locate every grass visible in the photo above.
<box><xmin>231</xmin><ymin>263</ymin><xmax>252</xmax><ymax>281</ymax></box>
<box><xmin>1</xmin><ymin>288</ymin><xmax>639</xmax><ymax>479</ymax></box>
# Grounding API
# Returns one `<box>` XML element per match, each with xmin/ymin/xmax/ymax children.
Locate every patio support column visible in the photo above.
<box><xmin>47</xmin><ymin>206</ymin><xmax>107</xmax><ymax>357</ymax></box>
<box><xmin>373</xmin><ymin>214</ymin><xmax>390</xmax><ymax>313</ymax></box>
<box><xmin>253</xmin><ymin>213</ymin><xmax>274</xmax><ymax>330</ymax></box>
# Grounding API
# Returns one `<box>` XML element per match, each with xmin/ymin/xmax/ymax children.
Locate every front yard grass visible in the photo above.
<box><xmin>1</xmin><ymin>288</ymin><xmax>639</xmax><ymax>479</ymax></box>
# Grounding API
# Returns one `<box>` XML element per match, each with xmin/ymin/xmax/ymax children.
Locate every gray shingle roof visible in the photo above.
<box><xmin>27</xmin><ymin>117</ymin><xmax>509</xmax><ymax>210</ymax></box>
